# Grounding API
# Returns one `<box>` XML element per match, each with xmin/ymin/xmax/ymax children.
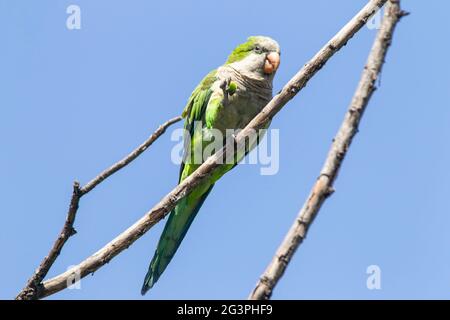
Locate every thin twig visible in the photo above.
<box><xmin>16</xmin><ymin>182</ymin><xmax>81</xmax><ymax>300</ymax></box>
<box><xmin>81</xmin><ymin>116</ymin><xmax>183</xmax><ymax>195</ymax></box>
<box><xmin>16</xmin><ymin>116</ymin><xmax>182</xmax><ymax>300</ymax></box>
<box><xmin>249</xmin><ymin>0</ymin><xmax>406</xmax><ymax>300</ymax></box>
<box><xmin>19</xmin><ymin>0</ymin><xmax>388</xmax><ymax>300</ymax></box>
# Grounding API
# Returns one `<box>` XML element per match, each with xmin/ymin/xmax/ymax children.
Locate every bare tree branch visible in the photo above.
<box><xmin>13</xmin><ymin>0</ymin><xmax>389</xmax><ymax>300</ymax></box>
<box><xmin>16</xmin><ymin>182</ymin><xmax>82</xmax><ymax>300</ymax></box>
<box><xmin>81</xmin><ymin>116</ymin><xmax>183</xmax><ymax>195</ymax></box>
<box><xmin>16</xmin><ymin>116</ymin><xmax>182</xmax><ymax>300</ymax></box>
<box><xmin>249</xmin><ymin>0</ymin><xmax>407</xmax><ymax>300</ymax></box>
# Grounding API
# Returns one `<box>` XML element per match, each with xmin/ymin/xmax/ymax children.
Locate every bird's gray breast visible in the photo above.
<box><xmin>213</xmin><ymin>66</ymin><xmax>272</xmax><ymax>131</ymax></box>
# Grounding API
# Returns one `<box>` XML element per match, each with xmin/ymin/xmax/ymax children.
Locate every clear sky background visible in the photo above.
<box><xmin>1</xmin><ymin>0</ymin><xmax>449</xmax><ymax>300</ymax></box>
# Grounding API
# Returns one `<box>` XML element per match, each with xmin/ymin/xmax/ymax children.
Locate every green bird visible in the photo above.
<box><xmin>141</xmin><ymin>36</ymin><xmax>280</xmax><ymax>295</ymax></box>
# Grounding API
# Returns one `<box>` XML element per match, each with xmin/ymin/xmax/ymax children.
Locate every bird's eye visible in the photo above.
<box><xmin>254</xmin><ymin>45</ymin><xmax>262</xmax><ymax>53</ymax></box>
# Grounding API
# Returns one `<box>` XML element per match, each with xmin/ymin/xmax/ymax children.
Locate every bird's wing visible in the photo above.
<box><xmin>141</xmin><ymin>70</ymin><xmax>222</xmax><ymax>294</ymax></box>
<box><xmin>179</xmin><ymin>69</ymin><xmax>218</xmax><ymax>182</ymax></box>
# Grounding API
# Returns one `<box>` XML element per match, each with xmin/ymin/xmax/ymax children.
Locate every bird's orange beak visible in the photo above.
<box><xmin>264</xmin><ymin>52</ymin><xmax>280</xmax><ymax>74</ymax></box>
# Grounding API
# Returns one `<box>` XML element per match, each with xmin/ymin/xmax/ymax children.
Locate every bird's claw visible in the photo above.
<box><xmin>221</xmin><ymin>78</ymin><xmax>237</xmax><ymax>97</ymax></box>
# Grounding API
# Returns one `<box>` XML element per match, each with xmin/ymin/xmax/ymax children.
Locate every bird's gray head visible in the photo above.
<box><xmin>226</xmin><ymin>36</ymin><xmax>280</xmax><ymax>81</ymax></box>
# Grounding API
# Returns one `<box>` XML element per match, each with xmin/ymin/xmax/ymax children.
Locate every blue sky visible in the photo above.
<box><xmin>1</xmin><ymin>0</ymin><xmax>449</xmax><ymax>299</ymax></box>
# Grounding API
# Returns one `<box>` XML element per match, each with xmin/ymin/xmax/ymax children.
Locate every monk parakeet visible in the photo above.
<box><xmin>141</xmin><ymin>36</ymin><xmax>280</xmax><ymax>294</ymax></box>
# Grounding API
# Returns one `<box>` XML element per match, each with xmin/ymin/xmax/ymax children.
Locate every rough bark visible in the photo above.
<box><xmin>249</xmin><ymin>0</ymin><xmax>407</xmax><ymax>300</ymax></box>
<box><xmin>16</xmin><ymin>116</ymin><xmax>182</xmax><ymax>300</ymax></box>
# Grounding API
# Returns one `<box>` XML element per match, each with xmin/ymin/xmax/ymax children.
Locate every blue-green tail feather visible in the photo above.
<box><xmin>141</xmin><ymin>185</ymin><xmax>214</xmax><ymax>295</ymax></box>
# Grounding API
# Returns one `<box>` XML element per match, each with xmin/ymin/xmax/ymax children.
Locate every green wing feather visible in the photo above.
<box><xmin>141</xmin><ymin>70</ymin><xmax>219</xmax><ymax>295</ymax></box>
<box><xmin>179</xmin><ymin>70</ymin><xmax>217</xmax><ymax>182</ymax></box>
